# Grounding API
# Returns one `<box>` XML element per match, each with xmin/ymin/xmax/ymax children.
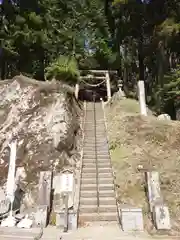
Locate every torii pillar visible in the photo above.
<box><xmin>75</xmin><ymin>83</ymin><xmax>79</xmax><ymax>99</ymax></box>
<box><xmin>105</xmin><ymin>72</ymin><xmax>111</xmax><ymax>101</ymax></box>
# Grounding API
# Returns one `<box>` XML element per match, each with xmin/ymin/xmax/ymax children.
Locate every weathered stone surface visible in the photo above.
<box><xmin>146</xmin><ymin>171</ymin><xmax>163</xmax><ymax>212</ymax></box>
<box><xmin>0</xmin><ymin>199</ymin><xmax>10</xmax><ymax>215</ymax></box>
<box><xmin>15</xmin><ymin>167</ymin><xmax>26</xmax><ymax>184</ymax></box>
<box><xmin>0</xmin><ymin>75</ymin><xmax>81</xmax><ymax>211</ymax></box>
<box><xmin>0</xmin><ymin>187</ymin><xmax>6</xmax><ymax>202</ymax></box>
<box><xmin>120</xmin><ymin>207</ymin><xmax>144</xmax><ymax>232</ymax></box>
<box><xmin>153</xmin><ymin>204</ymin><xmax>171</xmax><ymax>230</ymax></box>
<box><xmin>157</xmin><ymin>114</ymin><xmax>171</xmax><ymax>120</ymax></box>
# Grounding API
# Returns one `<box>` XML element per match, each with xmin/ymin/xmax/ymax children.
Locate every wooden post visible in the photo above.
<box><xmin>138</xmin><ymin>81</ymin><xmax>147</xmax><ymax>116</ymax></box>
<box><xmin>105</xmin><ymin>72</ymin><xmax>111</xmax><ymax>101</ymax></box>
<box><xmin>75</xmin><ymin>83</ymin><xmax>79</xmax><ymax>99</ymax></box>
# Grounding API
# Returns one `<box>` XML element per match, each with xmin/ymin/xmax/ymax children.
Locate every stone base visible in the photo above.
<box><xmin>120</xmin><ymin>207</ymin><xmax>144</xmax><ymax>232</ymax></box>
<box><xmin>34</xmin><ymin>206</ymin><xmax>48</xmax><ymax>227</ymax></box>
<box><xmin>153</xmin><ymin>204</ymin><xmax>171</xmax><ymax>230</ymax></box>
<box><xmin>17</xmin><ymin>216</ymin><xmax>33</xmax><ymax>229</ymax></box>
<box><xmin>1</xmin><ymin>215</ymin><xmax>16</xmax><ymax>227</ymax></box>
<box><xmin>55</xmin><ymin>210</ymin><xmax>77</xmax><ymax>230</ymax></box>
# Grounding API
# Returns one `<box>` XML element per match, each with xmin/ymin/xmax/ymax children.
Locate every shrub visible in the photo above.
<box><xmin>45</xmin><ymin>55</ymin><xmax>80</xmax><ymax>84</ymax></box>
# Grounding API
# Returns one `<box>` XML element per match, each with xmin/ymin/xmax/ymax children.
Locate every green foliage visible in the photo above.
<box><xmin>45</xmin><ymin>56</ymin><xmax>80</xmax><ymax>84</ymax></box>
<box><xmin>0</xmin><ymin>0</ymin><xmax>110</xmax><ymax>80</ymax></box>
<box><xmin>159</xmin><ymin>66</ymin><xmax>180</xmax><ymax>109</ymax></box>
<box><xmin>157</xmin><ymin>18</ymin><xmax>180</xmax><ymax>38</ymax></box>
<box><xmin>0</xmin><ymin>0</ymin><xmax>180</xmax><ymax>119</ymax></box>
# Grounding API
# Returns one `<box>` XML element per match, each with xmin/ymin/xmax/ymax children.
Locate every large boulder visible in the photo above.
<box><xmin>0</xmin><ymin>76</ymin><xmax>82</xmax><ymax>205</ymax></box>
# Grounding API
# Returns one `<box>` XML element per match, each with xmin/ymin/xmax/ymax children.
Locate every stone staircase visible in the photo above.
<box><xmin>78</xmin><ymin>102</ymin><xmax>118</xmax><ymax>223</ymax></box>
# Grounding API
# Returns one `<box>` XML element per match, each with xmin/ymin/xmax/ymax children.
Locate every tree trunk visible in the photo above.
<box><xmin>157</xmin><ymin>40</ymin><xmax>165</xmax><ymax>88</ymax></box>
<box><xmin>0</xmin><ymin>55</ymin><xmax>6</xmax><ymax>80</ymax></box>
<box><xmin>138</xmin><ymin>34</ymin><xmax>144</xmax><ymax>81</ymax></box>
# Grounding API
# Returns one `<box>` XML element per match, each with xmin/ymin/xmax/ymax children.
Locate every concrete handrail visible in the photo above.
<box><xmin>74</xmin><ymin>101</ymin><xmax>87</xmax><ymax>214</ymax></box>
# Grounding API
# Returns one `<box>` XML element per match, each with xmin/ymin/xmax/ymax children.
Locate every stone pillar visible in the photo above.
<box><xmin>118</xmin><ymin>81</ymin><xmax>125</xmax><ymax>98</ymax></box>
<box><xmin>105</xmin><ymin>72</ymin><xmax>111</xmax><ymax>101</ymax></box>
<box><xmin>6</xmin><ymin>140</ymin><xmax>17</xmax><ymax>204</ymax></box>
<box><xmin>138</xmin><ymin>81</ymin><xmax>147</xmax><ymax>116</ymax></box>
<box><xmin>35</xmin><ymin>171</ymin><xmax>52</xmax><ymax>227</ymax></box>
<box><xmin>75</xmin><ymin>83</ymin><xmax>79</xmax><ymax>99</ymax></box>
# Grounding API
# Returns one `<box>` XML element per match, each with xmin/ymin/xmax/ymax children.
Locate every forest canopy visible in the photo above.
<box><xmin>0</xmin><ymin>0</ymin><xmax>180</xmax><ymax>116</ymax></box>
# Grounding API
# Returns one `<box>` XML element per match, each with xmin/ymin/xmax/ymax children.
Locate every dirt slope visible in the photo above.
<box><xmin>105</xmin><ymin>96</ymin><xmax>180</xmax><ymax>236</ymax></box>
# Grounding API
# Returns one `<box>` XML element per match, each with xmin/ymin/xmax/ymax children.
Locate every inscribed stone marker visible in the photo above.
<box><xmin>153</xmin><ymin>204</ymin><xmax>171</xmax><ymax>230</ymax></box>
<box><xmin>146</xmin><ymin>171</ymin><xmax>163</xmax><ymax>212</ymax></box>
<box><xmin>53</xmin><ymin>172</ymin><xmax>74</xmax><ymax>211</ymax></box>
<box><xmin>60</xmin><ymin>171</ymin><xmax>74</xmax><ymax>193</ymax></box>
<box><xmin>38</xmin><ymin>171</ymin><xmax>52</xmax><ymax>207</ymax></box>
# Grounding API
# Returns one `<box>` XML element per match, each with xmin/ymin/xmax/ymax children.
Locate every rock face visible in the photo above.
<box><xmin>0</xmin><ymin>76</ymin><xmax>82</xmax><ymax>206</ymax></box>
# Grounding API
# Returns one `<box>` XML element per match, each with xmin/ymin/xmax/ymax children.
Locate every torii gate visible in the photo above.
<box><xmin>75</xmin><ymin>70</ymin><xmax>117</xmax><ymax>101</ymax></box>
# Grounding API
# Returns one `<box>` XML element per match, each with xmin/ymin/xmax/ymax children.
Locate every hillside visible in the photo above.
<box><xmin>105</xmin><ymin>96</ymin><xmax>180</xmax><ymax>236</ymax></box>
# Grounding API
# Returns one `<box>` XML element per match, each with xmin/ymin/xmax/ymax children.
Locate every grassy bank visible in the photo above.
<box><xmin>106</xmin><ymin>97</ymin><xmax>180</xmax><ymax>235</ymax></box>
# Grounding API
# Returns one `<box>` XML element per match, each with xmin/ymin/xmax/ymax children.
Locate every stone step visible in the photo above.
<box><xmin>82</xmin><ymin>162</ymin><xmax>111</xmax><ymax>168</ymax></box>
<box><xmin>81</xmin><ymin>183</ymin><xmax>114</xmax><ymax>191</ymax></box>
<box><xmin>97</xmin><ymin>155</ymin><xmax>110</xmax><ymax>159</ymax></box>
<box><xmin>84</xmin><ymin>142</ymin><xmax>107</xmax><ymax>145</ymax></box>
<box><xmin>84</xmin><ymin>132</ymin><xmax>106</xmax><ymax>134</ymax></box>
<box><xmin>83</xmin><ymin>146</ymin><xmax>108</xmax><ymax>150</ymax></box>
<box><xmin>80</xmin><ymin>190</ymin><xmax>115</xmax><ymax>198</ymax></box>
<box><xmin>83</xmin><ymin>142</ymin><xmax>107</xmax><ymax>145</ymax></box>
<box><xmin>0</xmin><ymin>228</ymin><xmax>40</xmax><ymax>239</ymax></box>
<box><xmin>85</xmin><ymin>136</ymin><xmax>106</xmax><ymax>139</ymax></box>
<box><xmin>83</xmin><ymin>154</ymin><xmax>110</xmax><ymax>160</ymax></box>
<box><xmin>78</xmin><ymin>212</ymin><xmax>118</xmax><ymax>222</ymax></box>
<box><xmin>85</xmin><ymin>132</ymin><xmax>106</xmax><ymax>134</ymax></box>
<box><xmin>85</xmin><ymin>136</ymin><xmax>106</xmax><ymax>138</ymax></box>
<box><xmin>83</xmin><ymin>155</ymin><xmax>110</xmax><ymax>159</ymax></box>
<box><xmin>85</xmin><ymin>131</ymin><xmax>105</xmax><ymax>134</ymax></box>
<box><xmin>82</xmin><ymin>167</ymin><xmax>111</xmax><ymax>173</ymax></box>
<box><xmin>80</xmin><ymin>197</ymin><xmax>116</xmax><ymax>205</ymax></box>
<box><xmin>81</xmin><ymin>178</ymin><xmax>113</xmax><ymax>184</ymax></box>
<box><xmin>80</xmin><ymin>204</ymin><xmax>117</xmax><ymax>213</ymax></box>
<box><xmin>83</xmin><ymin>147</ymin><xmax>109</xmax><ymax>151</ymax></box>
<box><xmin>83</xmin><ymin>156</ymin><xmax>110</xmax><ymax>160</ymax></box>
<box><xmin>82</xmin><ymin>160</ymin><xmax>110</xmax><ymax>164</ymax></box>
<box><xmin>84</xmin><ymin>138</ymin><xmax>106</xmax><ymax>141</ymax></box>
<box><xmin>81</xmin><ymin>172</ymin><xmax>112</xmax><ymax>178</ymax></box>
<box><xmin>83</xmin><ymin>151</ymin><xmax>109</xmax><ymax>155</ymax></box>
